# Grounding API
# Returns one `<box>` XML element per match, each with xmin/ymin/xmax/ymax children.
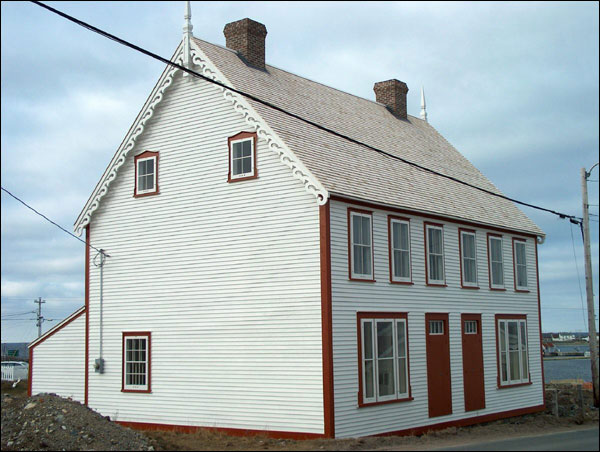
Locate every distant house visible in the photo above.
<box><xmin>28</xmin><ymin>5</ymin><xmax>546</xmax><ymax>439</ymax></box>
<box><xmin>1</xmin><ymin>342</ymin><xmax>29</xmax><ymax>361</ymax></box>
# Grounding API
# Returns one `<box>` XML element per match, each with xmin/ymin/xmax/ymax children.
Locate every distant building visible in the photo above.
<box><xmin>1</xmin><ymin>342</ymin><xmax>29</xmax><ymax>361</ymax></box>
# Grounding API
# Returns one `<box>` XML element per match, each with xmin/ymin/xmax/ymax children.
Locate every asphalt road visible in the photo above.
<box><xmin>434</xmin><ymin>427</ymin><xmax>599</xmax><ymax>451</ymax></box>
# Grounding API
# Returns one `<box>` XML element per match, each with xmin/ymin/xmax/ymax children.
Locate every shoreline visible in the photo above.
<box><xmin>543</xmin><ymin>356</ymin><xmax>590</xmax><ymax>361</ymax></box>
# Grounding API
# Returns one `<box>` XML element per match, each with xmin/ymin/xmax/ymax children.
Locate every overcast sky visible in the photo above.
<box><xmin>1</xmin><ymin>1</ymin><xmax>598</xmax><ymax>342</ymax></box>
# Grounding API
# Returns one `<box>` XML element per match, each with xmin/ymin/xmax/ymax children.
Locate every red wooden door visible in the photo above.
<box><xmin>461</xmin><ymin>314</ymin><xmax>486</xmax><ymax>412</ymax></box>
<box><xmin>425</xmin><ymin>313</ymin><xmax>452</xmax><ymax>417</ymax></box>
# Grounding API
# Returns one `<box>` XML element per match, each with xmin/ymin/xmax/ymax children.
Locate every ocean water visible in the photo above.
<box><xmin>543</xmin><ymin>358</ymin><xmax>593</xmax><ymax>382</ymax></box>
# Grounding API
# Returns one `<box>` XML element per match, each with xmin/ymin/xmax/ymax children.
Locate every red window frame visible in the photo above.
<box><xmin>134</xmin><ymin>151</ymin><xmax>159</xmax><ymax>198</ymax></box>
<box><xmin>494</xmin><ymin>314</ymin><xmax>532</xmax><ymax>389</ymax></box>
<box><xmin>487</xmin><ymin>233</ymin><xmax>506</xmax><ymax>291</ymax></box>
<box><xmin>228</xmin><ymin>131</ymin><xmax>258</xmax><ymax>182</ymax></box>
<box><xmin>356</xmin><ymin>312</ymin><xmax>413</xmax><ymax>407</ymax></box>
<box><xmin>458</xmin><ymin>228</ymin><xmax>479</xmax><ymax>289</ymax></box>
<box><xmin>388</xmin><ymin>215</ymin><xmax>413</xmax><ymax>285</ymax></box>
<box><xmin>347</xmin><ymin>207</ymin><xmax>376</xmax><ymax>282</ymax></box>
<box><xmin>424</xmin><ymin>222</ymin><xmax>447</xmax><ymax>287</ymax></box>
<box><xmin>121</xmin><ymin>331</ymin><xmax>152</xmax><ymax>393</ymax></box>
<box><xmin>512</xmin><ymin>237</ymin><xmax>530</xmax><ymax>293</ymax></box>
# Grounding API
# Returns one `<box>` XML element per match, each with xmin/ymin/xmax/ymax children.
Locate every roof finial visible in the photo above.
<box><xmin>420</xmin><ymin>86</ymin><xmax>428</xmax><ymax>122</ymax></box>
<box><xmin>182</xmin><ymin>1</ymin><xmax>193</xmax><ymax>74</ymax></box>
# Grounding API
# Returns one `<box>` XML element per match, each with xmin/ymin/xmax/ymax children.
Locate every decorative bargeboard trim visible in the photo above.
<box><xmin>74</xmin><ymin>40</ymin><xmax>328</xmax><ymax>235</ymax></box>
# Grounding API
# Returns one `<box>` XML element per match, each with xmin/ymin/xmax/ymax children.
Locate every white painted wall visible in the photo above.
<box><xmin>30</xmin><ymin>312</ymin><xmax>85</xmax><ymax>402</ymax></box>
<box><xmin>86</xmin><ymin>71</ymin><xmax>324</xmax><ymax>433</ymax></box>
<box><xmin>330</xmin><ymin>199</ymin><xmax>543</xmax><ymax>438</ymax></box>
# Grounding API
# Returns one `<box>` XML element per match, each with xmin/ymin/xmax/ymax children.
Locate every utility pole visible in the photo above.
<box><xmin>34</xmin><ymin>297</ymin><xmax>45</xmax><ymax>338</ymax></box>
<box><xmin>581</xmin><ymin>164</ymin><xmax>599</xmax><ymax>407</ymax></box>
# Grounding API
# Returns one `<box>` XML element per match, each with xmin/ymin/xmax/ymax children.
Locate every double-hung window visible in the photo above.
<box><xmin>134</xmin><ymin>151</ymin><xmax>159</xmax><ymax>197</ymax></box>
<box><xmin>228</xmin><ymin>131</ymin><xmax>257</xmax><ymax>181</ymax></box>
<box><xmin>496</xmin><ymin>316</ymin><xmax>529</xmax><ymax>386</ymax></box>
<box><xmin>389</xmin><ymin>217</ymin><xmax>411</xmax><ymax>283</ymax></box>
<box><xmin>513</xmin><ymin>239</ymin><xmax>528</xmax><ymax>291</ymax></box>
<box><xmin>349</xmin><ymin>209</ymin><xmax>374</xmax><ymax>281</ymax></box>
<box><xmin>460</xmin><ymin>229</ymin><xmax>478</xmax><ymax>287</ymax></box>
<box><xmin>359</xmin><ymin>314</ymin><xmax>410</xmax><ymax>405</ymax></box>
<box><xmin>488</xmin><ymin>234</ymin><xmax>505</xmax><ymax>289</ymax></box>
<box><xmin>425</xmin><ymin>223</ymin><xmax>445</xmax><ymax>285</ymax></box>
<box><xmin>122</xmin><ymin>332</ymin><xmax>151</xmax><ymax>393</ymax></box>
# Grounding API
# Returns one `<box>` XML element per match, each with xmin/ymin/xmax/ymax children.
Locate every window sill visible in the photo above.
<box><xmin>426</xmin><ymin>283</ymin><xmax>447</xmax><ymax>287</ymax></box>
<box><xmin>121</xmin><ymin>389</ymin><xmax>152</xmax><ymax>393</ymax></box>
<box><xmin>228</xmin><ymin>174</ymin><xmax>258</xmax><ymax>183</ymax></box>
<box><xmin>390</xmin><ymin>280</ymin><xmax>414</xmax><ymax>286</ymax></box>
<box><xmin>133</xmin><ymin>191</ymin><xmax>159</xmax><ymax>198</ymax></box>
<box><xmin>359</xmin><ymin>396</ymin><xmax>414</xmax><ymax>408</ymax></box>
<box><xmin>350</xmin><ymin>277</ymin><xmax>376</xmax><ymax>283</ymax></box>
<box><xmin>515</xmin><ymin>289</ymin><xmax>530</xmax><ymax>293</ymax></box>
<box><xmin>490</xmin><ymin>287</ymin><xmax>506</xmax><ymax>291</ymax></box>
<box><xmin>461</xmin><ymin>285</ymin><xmax>480</xmax><ymax>290</ymax></box>
<box><xmin>497</xmin><ymin>381</ymin><xmax>532</xmax><ymax>389</ymax></box>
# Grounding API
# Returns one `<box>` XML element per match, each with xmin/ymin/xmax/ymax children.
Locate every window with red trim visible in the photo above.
<box><xmin>425</xmin><ymin>223</ymin><xmax>445</xmax><ymax>285</ymax></box>
<box><xmin>358</xmin><ymin>313</ymin><xmax>411</xmax><ymax>406</ymax></box>
<box><xmin>134</xmin><ymin>151</ymin><xmax>159</xmax><ymax>197</ymax></box>
<box><xmin>349</xmin><ymin>209</ymin><xmax>374</xmax><ymax>281</ymax></box>
<box><xmin>389</xmin><ymin>217</ymin><xmax>411</xmax><ymax>283</ymax></box>
<box><xmin>496</xmin><ymin>316</ymin><xmax>529</xmax><ymax>387</ymax></box>
<box><xmin>513</xmin><ymin>239</ymin><xmax>528</xmax><ymax>291</ymax></box>
<box><xmin>460</xmin><ymin>229</ymin><xmax>478</xmax><ymax>287</ymax></box>
<box><xmin>488</xmin><ymin>234</ymin><xmax>505</xmax><ymax>289</ymax></box>
<box><xmin>122</xmin><ymin>332</ymin><xmax>151</xmax><ymax>393</ymax></box>
<box><xmin>228</xmin><ymin>132</ymin><xmax>257</xmax><ymax>182</ymax></box>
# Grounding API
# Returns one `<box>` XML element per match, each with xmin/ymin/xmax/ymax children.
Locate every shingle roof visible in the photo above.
<box><xmin>194</xmin><ymin>38</ymin><xmax>544</xmax><ymax>237</ymax></box>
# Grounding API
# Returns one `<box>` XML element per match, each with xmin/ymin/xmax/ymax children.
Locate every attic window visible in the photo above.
<box><xmin>228</xmin><ymin>131</ymin><xmax>258</xmax><ymax>182</ymax></box>
<box><xmin>134</xmin><ymin>151</ymin><xmax>159</xmax><ymax>197</ymax></box>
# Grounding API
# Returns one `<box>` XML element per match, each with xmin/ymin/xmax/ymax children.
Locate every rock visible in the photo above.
<box><xmin>24</xmin><ymin>402</ymin><xmax>37</xmax><ymax>410</ymax></box>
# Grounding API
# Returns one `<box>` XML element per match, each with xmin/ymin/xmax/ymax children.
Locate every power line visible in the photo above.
<box><xmin>1</xmin><ymin>186</ymin><xmax>108</xmax><ymax>256</ymax></box>
<box><xmin>30</xmin><ymin>1</ymin><xmax>583</xmax><ymax>226</ymax></box>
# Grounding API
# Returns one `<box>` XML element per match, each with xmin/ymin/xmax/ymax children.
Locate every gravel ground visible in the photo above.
<box><xmin>1</xmin><ymin>391</ymin><xmax>156</xmax><ymax>451</ymax></box>
<box><xmin>0</xmin><ymin>382</ymin><xmax>597</xmax><ymax>451</ymax></box>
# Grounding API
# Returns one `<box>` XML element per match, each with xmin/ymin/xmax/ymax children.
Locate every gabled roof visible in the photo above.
<box><xmin>194</xmin><ymin>38</ymin><xmax>544</xmax><ymax>237</ymax></box>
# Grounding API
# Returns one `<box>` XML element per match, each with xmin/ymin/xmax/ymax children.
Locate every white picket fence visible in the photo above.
<box><xmin>1</xmin><ymin>364</ymin><xmax>15</xmax><ymax>381</ymax></box>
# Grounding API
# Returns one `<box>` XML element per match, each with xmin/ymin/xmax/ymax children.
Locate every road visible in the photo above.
<box><xmin>433</xmin><ymin>426</ymin><xmax>599</xmax><ymax>451</ymax></box>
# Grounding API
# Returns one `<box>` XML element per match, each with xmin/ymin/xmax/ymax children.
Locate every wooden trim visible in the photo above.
<box><xmin>356</xmin><ymin>312</ymin><xmax>412</xmax><ymax>408</ymax></box>
<box><xmin>423</xmin><ymin>222</ymin><xmax>446</xmax><ymax>287</ymax></box>
<box><xmin>85</xmin><ymin>224</ymin><xmax>90</xmax><ymax>406</ymax></box>
<box><xmin>388</xmin><ymin>215</ymin><xmax>413</xmax><ymax>284</ymax></box>
<box><xmin>28</xmin><ymin>349</ymin><xmax>33</xmax><ymax>397</ymax></box>
<box><xmin>512</xmin><ymin>237</ymin><xmax>530</xmax><ymax>292</ymax></box>
<box><xmin>227</xmin><ymin>131</ymin><xmax>258</xmax><ymax>183</ymax></box>
<box><xmin>534</xmin><ymin>241</ymin><xmax>546</xmax><ymax>407</ymax></box>
<box><xmin>121</xmin><ymin>332</ymin><xmax>152</xmax><ymax>394</ymax></box>
<box><xmin>319</xmin><ymin>203</ymin><xmax>335</xmax><ymax>438</ymax></box>
<box><xmin>133</xmin><ymin>151</ymin><xmax>159</xmax><ymax>197</ymax></box>
<box><xmin>374</xmin><ymin>404</ymin><xmax>545</xmax><ymax>437</ymax></box>
<box><xmin>494</xmin><ymin>314</ymin><xmax>531</xmax><ymax>388</ymax></box>
<box><xmin>115</xmin><ymin>421</ymin><xmax>325</xmax><ymax>440</ymax></box>
<box><xmin>28</xmin><ymin>308</ymin><xmax>86</xmax><ymax>349</ymax></box>
<box><xmin>487</xmin><ymin>233</ymin><xmax>505</xmax><ymax>290</ymax></box>
<box><xmin>458</xmin><ymin>228</ymin><xmax>479</xmax><ymax>289</ymax></box>
<box><xmin>330</xmin><ymin>194</ymin><xmax>541</xmax><ymax>239</ymax></box>
<box><xmin>347</xmin><ymin>208</ymin><xmax>376</xmax><ymax>282</ymax></box>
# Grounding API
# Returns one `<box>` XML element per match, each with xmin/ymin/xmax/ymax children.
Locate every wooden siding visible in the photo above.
<box><xmin>85</xmin><ymin>72</ymin><xmax>324</xmax><ymax>433</ymax></box>
<box><xmin>30</xmin><ymin>313</ymin><xmax>85</xmax><ymax>402</ymax></box>
<box><xmin>330</xmin><ymin>199</ymin><xmax>543</xmax><ymax>438</ymax></box>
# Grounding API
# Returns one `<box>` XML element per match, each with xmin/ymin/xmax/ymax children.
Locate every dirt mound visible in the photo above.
<box><xmin>1</xmin><ymin>393</ymin><xmax>156</xmax><ymax>451</ymax></box>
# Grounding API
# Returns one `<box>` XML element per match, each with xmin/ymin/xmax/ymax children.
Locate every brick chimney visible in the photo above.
<box><xmin>373</xmin><ymin>79</ymin><xmax>409</xmax><ymax>119</ymax></box>
<box><xmin>223</xmin><ymin>18</ymin><xmax>268</xmax><ymax>70</ymax></box>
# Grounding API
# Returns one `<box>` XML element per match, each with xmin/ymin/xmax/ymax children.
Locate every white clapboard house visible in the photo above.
<box><xmin>29</xmin><ymin>5</ymin><xmax>546</xmax><ymax>439</ymax></box>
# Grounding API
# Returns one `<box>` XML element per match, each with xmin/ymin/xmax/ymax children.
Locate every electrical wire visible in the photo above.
<box><xmin>30</xmin><ymin>0</ymin><xmax>583</xmax><ymax>226</ymax></box>
<box><xmin>1</xmin><ymin>186</ymin><xmax>109</xmax><ymax>256</ymax></box>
